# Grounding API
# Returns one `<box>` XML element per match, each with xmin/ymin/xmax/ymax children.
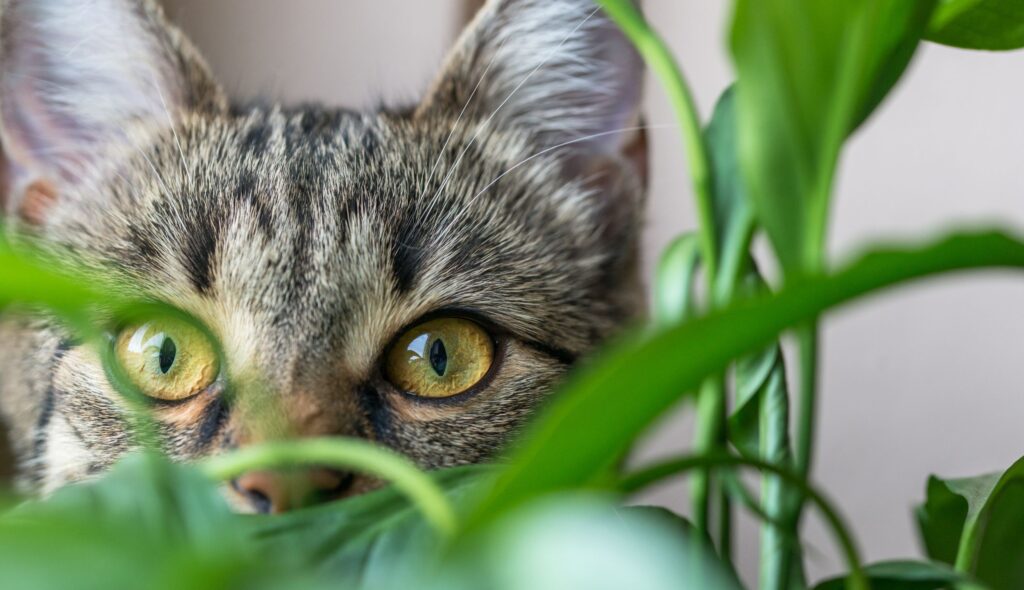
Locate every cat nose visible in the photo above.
<box><xmin>230</xmin><ymin>468</ymin><xmax>354</xmax><ymax>514</ymax></box>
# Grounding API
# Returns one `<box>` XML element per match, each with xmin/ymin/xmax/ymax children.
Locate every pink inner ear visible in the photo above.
<box><xmin>17</xmin><ymin>178</ymin><xmax>59</xmax><ymax>226</ymax></box>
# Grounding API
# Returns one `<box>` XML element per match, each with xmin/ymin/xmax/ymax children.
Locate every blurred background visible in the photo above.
<box><xmin>156</xmin><ymin>0</ymin><xmax>1024</xmax><ymax>584</ymax></box>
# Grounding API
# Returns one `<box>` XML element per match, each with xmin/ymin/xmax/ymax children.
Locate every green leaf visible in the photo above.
<box><xmin>927</xmin><ymin>0</ymin><xmax>1024</xmax><ymax>50</ymax></box>
<box><xmin>730</xmin><ymin>0</ymin><xmax>938</xmax><ymax>271</ymax></box>
<box><xmin>246</xmin><ymin>466</ymin><xmax>485</xmax><ymax>587</ymax></box>
<box><xmin>704</xmin><ymin>85</ymin><xmax>753</xmax><ymax>284</ymax></box>
<box><xmin>729</xmin><ymin>285</ymin><xmax>788</xmax><ymax>461</ymax></box>
<box><xmin>653</xmin><ymin>233</ymin><xmax>702</xmax><ymax>327</ymax></box>
<box><xmin>0</xmin><ymin>454</ymin><xmax>326</xmax><ymax>590</ymax></box>
<box><xmin>814</xmin><ymin>560</ymin><xmax>971</xmax><ymax>590</ymax></box>
<box><xmin>464</xmin><ymin>230</ymin><xmax>1024</xmax><ymax>531</ymax></box>
<box><xmin>918</xmin><ymin>457</ymin><xmax>1024</xmax><ymax>588</ymax></box>
<box><xmin>439</xmin><ymin>497</ymin><xmax>741</xmax><ymax>590</ymax></box>
<box><xmin>917</xmin><ymin>475</ymin><xmax>976</xmax><ymax>565</ymax></box>
<box><xmin>0</xmin><ymin>244</ymin><xmax>108</xmax><ymax>329</ymax></box>
<box><xmin>703</xmin><ymin>85</ymin><xmax>758</xmax><ymax>304</ymax></box>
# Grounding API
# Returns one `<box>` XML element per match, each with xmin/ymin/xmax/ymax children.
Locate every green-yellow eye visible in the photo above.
<box><xmin>114</xmin><ymin>317</ymin><xmax>219</xmax><ymax>401</ymax></box>
<box><xmin>384</xmin><ymin>317</ymin><xmax>494</xmax><ymax>398</ymax></box>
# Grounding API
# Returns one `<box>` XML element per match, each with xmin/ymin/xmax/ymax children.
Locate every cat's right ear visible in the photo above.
<box><xmin>0</xmin><ymin>0</ymin><xmax>226</xmax><ymax>224</ymax></box>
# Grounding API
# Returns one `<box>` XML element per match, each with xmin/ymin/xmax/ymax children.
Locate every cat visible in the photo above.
<box><xmin>0</xmin><ymin>0</ymin><xmax>646</xmax><ymax>513</ymax></box>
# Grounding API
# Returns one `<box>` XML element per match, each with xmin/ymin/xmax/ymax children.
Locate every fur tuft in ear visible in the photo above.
<box><xmin>419</xmin><ymin>0</ymin><xmax>645</xmax><ymax>159</ymax></box>
<box><xmin>0</xmin><ymin>0</ymin><xmax>226</xmax><ymax>222</ymax></box>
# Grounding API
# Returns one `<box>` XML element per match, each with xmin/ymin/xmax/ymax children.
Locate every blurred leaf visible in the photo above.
<box><xmin>19</xmin><ymin>453</ymin><xmax>237</xmax><ymax>549</ymax></box>
<box><xmin>0</xmin><ymin>452</ymin><xmax>486</xmax><ymax>590</ymax></box>
<box><xmin>0</xmin><ymin>454</ymin><xmax>325</xmax><ymax>590</ymax></box>
<box><xmin>703</xmin><ymin>85</ymin><xmax>754</xmax><ymax>296</ymax></box>
<box><xmin>730</xmin><ymin>0</ymin><xmax>938</xmax><ymax>271</ymax></box>
<box><xmin>729</xmin><ymin>282</ymin><xmax>788</xmax><ymax>461</ymax></box>
<box><xmin>970</xmin><ymin>474</ymin><xmax>1024</xmax><ymax>588</ymax></box>
<box><xmin>247</xmin><ymin>466</ymin><xmax>486</xmax><ymax>587</ymax></box>
<box><xmin>465</xmin><ymin>230</ymin><xmax>1024</xmax><ymax>529</ymax></box>
<box><xmin>927</xmin><ymin>0</ymin><xmax>1024</xmax><ymax>50</ymax></box>
<box><xmin>917</xmin><ymin>475</ymin><xmax>975</xmax><ymax>565</ymax></box>
<box><xmin>814</xmin><ymin>560</ymin><xmax>971</xmax><ymax>590</ymax></box>
<box><xmin>0</xmin><ymin>245</ymin><xmax>106</xmax><ymax>324</ymax></box>
<box><xmin>440</xmin><ymin>496</ymin><xmax>741</xmax><ymax>590</ymax></box>
<box><xmin>917</xmin><ymin>456</ymin><xmax>1024</xmax><ymax>588</ymax></box>
<box><xmin>654</xmin><ymin>233</ymin><xmax>702</xmax><ymax>327</ymax></box>
<box><xmin>700</xmin><ymin>86</ymin><xmax>787</xmax><ymax>459</ymax></box>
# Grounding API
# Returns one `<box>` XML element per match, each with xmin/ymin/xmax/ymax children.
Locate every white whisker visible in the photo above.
<box><xmin>418</xmin><ymin>35</ymin><xmax>511</xmax><ymax>209</ymax></box>
<box><xmin>471</xmin><ymin>124</ymin><xmax>675</xmax><ymax>203</ymax></box>
<box><xmin>431</xmin><ymin>123</ymin><xmax>677</xmax><ymax>246</ymax></box>
<box><xmin>150</xmin><ymin>72</ymin><xmax>192</xmax><ymax>185</ymax></box>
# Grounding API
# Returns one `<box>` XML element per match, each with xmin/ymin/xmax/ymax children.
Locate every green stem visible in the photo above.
<box><xmin>594</xmin><ymin>0</ymin><xmax>728</xmax><ymax>546</ymax></box>
<box><xmin>774</xmin><ymin>321</ymin><xmax>819</xmax><ymax>587</ymax></box>
<box><xmin>595</xmin><ymin>0</ymin><xmax>717</xmax><ymax>279</ymax></box>
<box><xmin>621</xmin><ymin>453</ymin><xmax>868</xmax><ymax>590</ymax></box>
<box><xmin>760</xmin><ymin>354</ymin><xmax>800</xmax><ymax>590</ymax></box>
<box><xmin>718</xmin><ymin>483</ymin><xmax>734</xmax><ymax>566</ymax></box>
<box><xmin>794</xmin><ymin>323</ymin><xmax>819</xmax><ymax>478</ymax></box>
<box><xmin>691</xmin><ymin>377</ymin><xmax>725</xmax><ymax>534</ymax></box>
<box><xmin>200</xmin><ymin>438</ymin><xmax>458</xmax><ymax>537</ymax></box>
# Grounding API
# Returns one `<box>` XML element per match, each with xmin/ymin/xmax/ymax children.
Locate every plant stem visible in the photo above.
<box><xmin>201</xmin><ymin>438</ymin><xmax>458</xmax><ymax>537</ymax></box>
<box><xmin>794</xmin><ymin>322</ymin><xmax>819</xmax><ymax>479</ymax></box>
<box><xmin>772</xmin><ymin>321</ymin><xmax>820</xmax><ymax>587</ymax></box>
<box><xmin>691</xmin><ymin>376</ymin><xmax>725</xmax><ymax>534</ymax></box>
<box><xmin>594</xmin><ymin>0</ymin><xmax>729</xmax><ymax>546</ymax></box>
<box><xmin>759</xmin><ymin>354</ymin><xmax>798</xmax><ymax>590</ymax></box>
<box><xmin>594</xmin><ymin>0</ymin><xmax>717</xmax><ymax>279</ymax></box>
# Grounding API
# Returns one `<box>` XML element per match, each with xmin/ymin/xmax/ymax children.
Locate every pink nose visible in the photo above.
<box><xmin>231</xmin><ymin>468</ymin><xmax>353</xmax><ymax>513</ymax></box>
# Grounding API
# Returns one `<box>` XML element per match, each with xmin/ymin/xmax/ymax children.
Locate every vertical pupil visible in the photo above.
<box><xmin>158</xmin><ymin>337</ymin><xmax>177</xmax><ymax>375</ymax></box>
<box><xmin>429</xmin><ymin>338</ymin><xmax>448</xmax><ymax>377</ymax></box>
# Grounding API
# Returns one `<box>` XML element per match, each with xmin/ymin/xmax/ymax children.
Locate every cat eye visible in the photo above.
<box><xmin>384</xmin><ymin>317</ymin><xmax>495</xmax><ymax>399</ymax></box>
<box><xmin>113</xmin><ymin>317</ymin><xmax>220</xmax><ymax>401</ymax></box>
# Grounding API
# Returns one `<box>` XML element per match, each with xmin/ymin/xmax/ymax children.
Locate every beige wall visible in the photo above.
<box><xmin>161</xmin><ymin>0</ymin><xmax>1024</xmax><ymax>584</ymax></box>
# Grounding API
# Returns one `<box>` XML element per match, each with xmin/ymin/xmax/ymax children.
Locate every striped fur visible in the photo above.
<box><xmin>0</xmin><ymin>0</ymin><xmax>646</xmax><ymax>502</ymax></box>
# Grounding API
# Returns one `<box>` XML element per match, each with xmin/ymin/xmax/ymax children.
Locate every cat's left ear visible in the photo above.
<box><xmin>418</xmin><ymin>0</ymin><xmax>647</xmax><ymax>183</ymax></box>
<box><xmin>0</xmin><ymin>0</ymin><xmax>227</xmax><ymax>224</ymax></box>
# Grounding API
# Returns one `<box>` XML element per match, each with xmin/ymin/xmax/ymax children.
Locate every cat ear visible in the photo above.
<box><xmin>0</xmin><ymin>0</ymin><xmax>226</xmax><ymax>222</ymax></box>
<box><xmin>419</xmin><ymin>0</ymin><xmax>645</xmax><ymax>164</ymax></box>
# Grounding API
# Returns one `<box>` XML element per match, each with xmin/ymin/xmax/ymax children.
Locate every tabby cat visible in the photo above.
<box><xmin>0</xmin><ymin>0</ymin><xmax>646</xmax><ymax>513</ymax></box>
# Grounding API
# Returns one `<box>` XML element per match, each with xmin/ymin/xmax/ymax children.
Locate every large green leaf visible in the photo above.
<box><xmin>927</xmin><ymin>0</ymin><xmax>1024</xmax><ymax>50</ymax></box>
<box><xmin>814</xmin><ymin>560</ymin><xmax>972</xmax><ymax>590</ymax></box>
<box><xmin>0</xmin><ymin>451</ymin><xmax>481</xmax><ymax>590</ymax></box>
<box><xmin>1</xmin><ymin>454</ymin><xmax>327</xmax><ymax>590</ymax></box>
<box><xmin>0</xmin><ymin>452</ymin><xmax>716</xmax><ymax>590</ymax></box>
<box><xmin>464</xmin><ymin>230</ymin><xmax>1024</xmax><ymax>530</ymax></box>
<box><xmin>431</xmin><ymin>497</ymin><xmax>741</xmax><ymax>590</ymax></box>
<box><xmin>730</xmin><ymin>0</ymin><xmax>938</xmax><ymax>271</ymax></box>
<box><xmin>918</xmin><ymin>457</ymin><xmax>1024</xmax><ymax>589</ymax></box>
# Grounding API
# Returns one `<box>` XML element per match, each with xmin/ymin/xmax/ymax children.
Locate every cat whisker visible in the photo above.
<box><xmin>475</xmin><ymin>124</ymin><xmax>675</xmax><ymax>201</ymax></box>
<box><xmin>150</xmin><ymin>72</ymin><xmax>194</xmax><ymax>186</ymax></box>
<box><xmin>418</xmin><ymin>35</ymin><xmax>510</xmax><ymax>214</ymax></box>
<box><xmin>430</xmin><ymin>123</ymin><xmax>677</xmax><ymax>247</ymax></box>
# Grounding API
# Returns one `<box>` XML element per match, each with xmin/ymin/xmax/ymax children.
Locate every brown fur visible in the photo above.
<box><xmin>0</xmin><ymin>0</ymin><xmax>645</xmax><ymax>507</ymax></box>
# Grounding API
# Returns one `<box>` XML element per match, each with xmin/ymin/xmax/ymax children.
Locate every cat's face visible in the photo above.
<box><xmin>0</xmin><ymin>0</ymin><xmax>645</xmax><ymax>511</ymax></box>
